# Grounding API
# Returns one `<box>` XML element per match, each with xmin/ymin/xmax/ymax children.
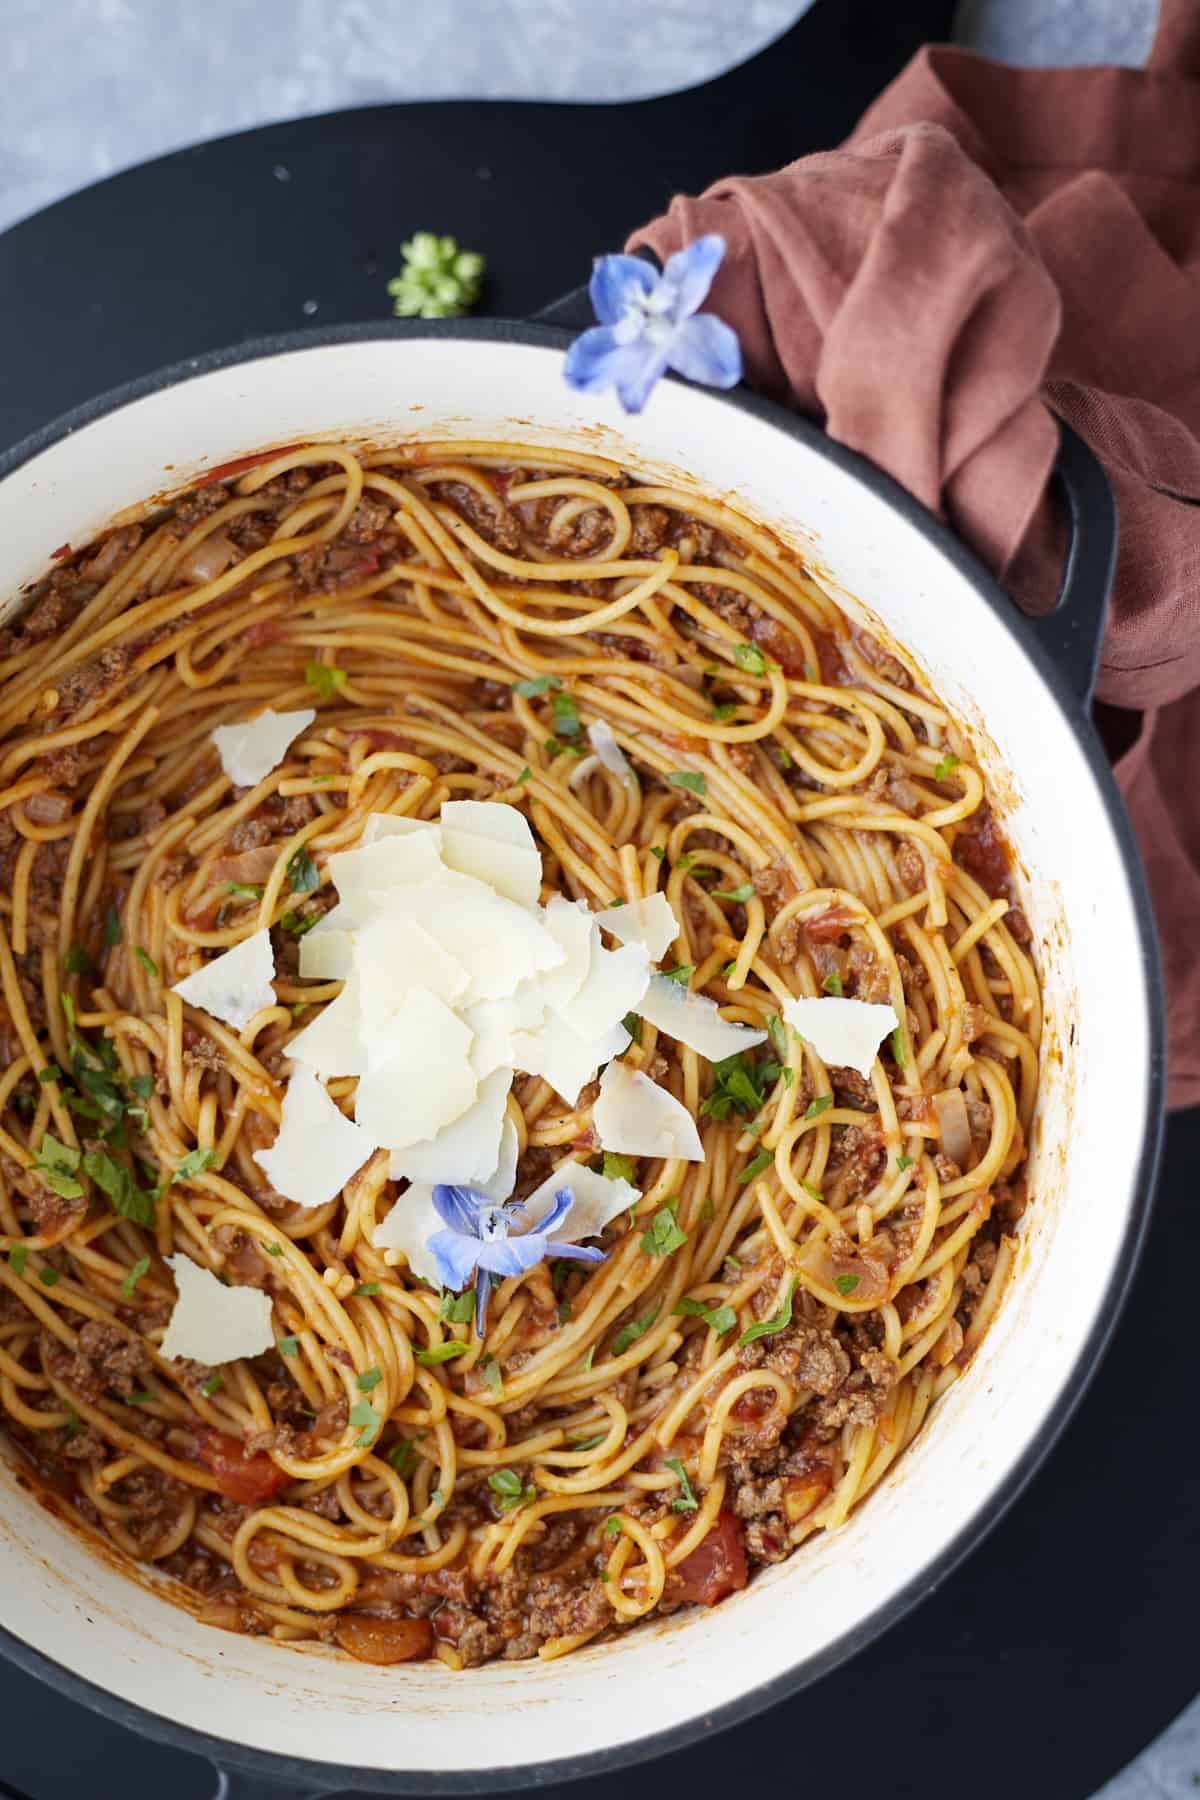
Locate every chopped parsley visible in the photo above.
<box><xmin>348</xmin><ymin>1399</ymin><xmax>381</xmax><ymax>1446</ymax></box>
<box><xmin>934</xmin><ymin>752</ymin><xmax>961</xmax><ymax>780</ymax></box>
<box><xmin>767</xmin><ymin>1015</ymin><xmax>788</xmax><ymax>1063</ymax></box>
<box><xmin>545</xmin><ymin>736</ymin><xmax>584</xmax><ymax>759</ymax></box>
<box><xmin>265</xmin><ymin>1242</ymin><xmax>284</xmax><ymax>1257</ymax></box>
<box><xmin>712</xmin><ymin>883</ymin><xmax>755</xmax><ymax>903</ymax></box>
<box><xmin>38</xmin><ymin>1266</ymin><xmax>60</xmax><ymax>1288</ymax></box>
<box><xmin>121</xmin><ymin>1255</ymin><xmax>151</xmax><ymax>1299</ymax></box>
<box><xmin>356</xmin><ymin>1365</ymin><xmax>382</xmax><ymax>1392</ymax></box>
<box><xmin>134</xmin><ymin>946</ymin><xmax>158</xmax><ymax>976</ymax></box>
<box><xmin>566</xmin><ymin>1432</ymin><xmax>606</xmax><ymax>1451</ymax></box>
<box><xmin>415</xmin><ymin>1340</ymin><xmax>469</xmax><ymax>1366</ymax></box>
<box><xmin>104</xmin><ymin>906</ymin><xmax>122</xmax><ymax>948</ymax></box>
<box><xmin>674</xmin><ymin>1296</ymin><xmax>736</xmax><ymax>1336</ymax></box>
<box><xmin>174</xmin><ymin>1148</ymin><xmax>217</xmax><ymax>1183</ymax></box>
<box><xmin>439</xmin><ymin>1289</ymin><xmax>474</xmax><ymax>1326</ymax></box>
<box><xmin>621</xmin><ymin>1010</ymin><xmax>642</xmax><ymax>1043</ymax></box>
<box><xmin>711</xmin><ymin>702</ymin><xmax>739</xmax><ymax>721</ymax></box>
<box><xmin>285</xmin><ymin>849</ymin><xmax>318</xmax><ymax>895</ymax></box>
<box><xmin>649</xmin><ymin>845</ymin><xmax>666</xmax><ymax>861</ymax></box>
<box><xmin>738</xmin><ymin>1148</ymin><xmax>773</xmax><ymax>1184</ymax></box>
<box><xmin>128</xmin><ymin>1074</ymin><xmax>153</xmax><ymax>1100</ymax></box>
<box><xmin>481</xmin><ymin>1356</ymin><xmax>504</xmax><ymax>1399</ymax></box>
<box><xmin>201</xmin><ymin>1372</ymin><xmax>225</xmax><ymax>1397</ymax></box>
<box><xmin>63</xmin><ymin>943</ymin><xmax>90</xmax><ymax>975</ymax></box>
<box><xmin>124</xmin><ymin>1388</ymin><xmax>153</xmax><ymax>1406</ymax></box>
<box><xmin>611</xmin><ymin>1303</ymin><xmax>660</xmax><ymax>1357</ymax></box>
<box><xmin>352</xmin><ymin>1281</ymin><xmax>380</xmax><ymax>1296</ymax></box>
<box><xmin>35</xmin><ymin>1135</ymin><xmax>82</xmax><ymax>1200</ymax></box>
<box><xmin>804</xmin><ymin>1095</ymin><xmax>833</xmax><ymax>1121</ymax></box>
<box><xmin>603</xmin><ymin>1152</ymin><xmax>637</xmax><ymax>1185</ymax></box>
<box><xmin>665</xmin><ymin>1457</ymin><xmax>699</xmax><ymax>1513</ymax></box>
<box><xmin>774</xmin><ymin>745</ymin><xmax>794</xmax><ymax>771</ymax></box>
<box><xmin>641</xmin><ymin>1201</ymin><xmax>686</xmax><ymax>1258</ymax></box>
<box><xmin>668</xmin><ymin>771</ymin><xmax>706</xmax><ymax>796</ymax></box>
<box><xmin>8</xmin><ymin>1245</ymin><xmax>28</xmax><ymax>1277</ymax></box>
<box><xmin>578</xmin><ymin>1344</ymin><xmax>596</xmax><ymax>1374</ymax></box>
<box><xmin>38</xmin><ymin>1064</ymin><xmax>62</xmax><ymax>1084</ymax></box>
<box><xmin>822</xmin><ymin>970</ymin><xmax>844</xmax><ymax>996</ymax></box>
<box><xmin>279</xmin><ymin>909</ymin><xmax>318</xmax><ymax>935</ymax></box>
<box><xmin>388</xmin><ymin>1440</ymin><xmax>417</xmax><ymax>1479</ymax></box>
<box><xmin>488</xmin><ymin>1468</ymin><xmax>536</xmax><ymax>1512</ymax></box>
<box><xmin>739</xmin><ymin>1277</ymin><xmax>797</xmax><ymax>1346</ymax></box>
<box><xmin>734</xmin><ymin>643</ymin><xmax>769</xmax><ymax>676</ymax></box>
<box><xmin>305</xmin><ymin>660</ymin><xmax>348</xmax><ymax>702</ymax></box>
<box><xmin>897</xmin><ymin>1154</ymin><xmax>914</xmax><ymax>1172</ymax></box>
<box><xmin>511</xmin><ymin>674</ymin><xmax>560</xmax><ymax>697</ymax></box>
<box><xmin>604</xmin><ymin>1515</ymin><xmax>622</xmax><ymax>1538</ymax></box>
<box><xmin>224</xmin><ymin>881</ymin><xmax>263</xmax><ymax>900</ymax></box>
<box><xmin>62</xmin><ymin>1404</ymin><xmax>82</xmax><ymax>1442</ymax></box>
<box><xmin>833</xmin><ymin>1273</ymin><xmax>860</xmax><ymax>1296</ymax></box>
<box><xmin>701</xmin><ymin>1052</ymin><xmax>766</xmax><ymax>1121</ymax></box>
<box><xmin>660</xmin><ymin>963</ymin><xmax>694</xmax><ymax>985</ymax></box>
<box><xmin>551</xmin><ymin>691</ymin><xmax>581</xmax><ymax>738</ymax></box>
<box><xmin>890</xmin><ymin>1026</ymin><xmax>907</xmax><ymax>1068</ymax></box>
<box><xmin>514</xmin><ymin>765</ymin><xmax>532</xmax><ymax>785</ymax></box>
<box><xmin>278</xmin><ymin>1335</ymin><xmax>300</xmax><ymax>1358</ymax></box>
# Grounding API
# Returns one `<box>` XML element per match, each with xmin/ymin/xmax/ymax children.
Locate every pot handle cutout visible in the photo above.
<box><xmin>209</xmin><ymin>1764</ymin><xmax>339</xmax><ymax>1800</ymax></box>
<box><xmin>1025</xmin><ymin>419</ymin><xmax>1117</xmax><ymax>711</ymax></box>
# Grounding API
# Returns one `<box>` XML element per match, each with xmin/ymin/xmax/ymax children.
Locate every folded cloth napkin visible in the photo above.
<box><xmin>630</xmin><ymin>0</ymin><xmax>1200</xmax><ymax>1110</ymax></box>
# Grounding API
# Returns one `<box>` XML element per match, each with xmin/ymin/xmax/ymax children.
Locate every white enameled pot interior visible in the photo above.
<box><xmin>0</xmin><ymin>337</ymin><xmax>1151</xmax><ymax>1777</ymax></box>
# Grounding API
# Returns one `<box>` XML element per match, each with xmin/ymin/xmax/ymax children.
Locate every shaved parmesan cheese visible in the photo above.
<box><xmin>353</xmin><ymin>914</ymin><xmax>470</xmax><ymax>1028</ymax></box>
<box><xmin>587</xmin><ymin>719</ymin><xmax>635</xmax><ymax>784</ymax></box>
<box><xmin>160</xmin><ymin>1254</ymin><xmax>275</xmax><ymax>1365</ymax></box>
<box><xmin>362</xmin><ymin>814</ymin><xmax>441</xmax><ymax>848</ymax></box>
<box><xmin>353</xmin><ymin>988</ymin><xmax>476</xmax><ymax>1150</ymax></box>
<box><xmin>372</xmin><ymin>1181</ymin><xmax>444</xmax><ymax>1285</ymax></box>
<box><xmin>520</xmin><ymin>1156</ymin><xmax>640</xmax><ymax>1240</ymax></box>
<box><xmin>538</xmin><ymin>896</ymin><xmax>597</xmax><ymax>1012</ymax></box>
<box><xmin>560</xmin><ymin>939</ymin><xmax>650</xmax><ymax>1045</ymax></box>
<box><xmin>601</xmin><ymin>893</ymin><xmax>678</xmax><ymax>961</ymax></box>
<box><xmin>594</xmin><ymin>1059</ymin><xmax>704</xmax><ymax>1162</ymax></box>
<box><xmin>212</xmin><ymin>707</ymin><xmax>316</xmax><ymax>789</ymax></box>
<box><xmin>439</xmin><ymin>800</ymin><xmax>543</xmax><ymax>909</ymax></box>
<box><xmin>482</xmin><ymin>1117</ymin><xmax>520</xmax><ymax>1202</ymax></box>
<box><xmin>287</xmin><ymin>971</ymin><xmax>371</xmax><ymax>1076</ymax></box>
<box><xmin>511</xmin><ymin>1010</ymin><xmax>631</xmax><ymax>1107</ymax></box>
<box><xmin>390</xmin><ymin>1067</ymin><xmax>510</xmax><ymax>1186</ymax></box>
<box><xmin>172</xmin><ymin>928</ymin><xmax>276</xmax><ymax>1032</ymax></box>
<box><xmin>298</xmin><ymin>928</ymin><xmax>353</xmax><ymax>981</ymax></box>
<box><xmin>782</xmin><ymin>995</ymin><xmax>899</xmax><ymax>1079</ymax></box>
<box><xmin>254</xmin><ymin>1064</ymin><xmax>377</xmax><ymax>1208</ymax></box>
<box><xmin>410</xmin><ymin>887</ymin><xmax>564</xmax><ymax>1004</ymax></box>
<box><xmin>638</xmin><ymin>974</ymin><xmax>768</xmax><ymax>1062</ymax></box>
<box><xmin>328</xmin><ymin>832</ymin><xmax>448</xmax><ymax>924</ymax></box>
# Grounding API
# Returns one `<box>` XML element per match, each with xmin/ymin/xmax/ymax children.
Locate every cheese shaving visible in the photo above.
<box><xmin>172</xmin><ymin>928</ymin><xmax>276</xmax><ymax>1032</ymax></box>
<box><xmin>782</xmin><ymin>995</ymin><xmax>899</xmax><ymax>1079</ymax></box>
<box><xmin>593</xmin><ymin>1059</ymin><xmax>704</xmax><ymax>1161</ymax></box>
<box><xmin>389</xmin><ymin>1067</ymin><xmax>510</xmax><ymax>1186</ymax></box>
<box><xmin>638</xmin><ymin>974</ymin><xmax>768</xmax><ymax>1062</ymax></box>
<box><xmin>519</xmin><ymin>1156</ymin><xmax>640</xmax><ymax>1240</ymax></box>
<box><xmin>353</xmin><ymin>988</ymin><xmax>477</xmax><ymax>1150</ymax></box>
<box><xmin>254</xmin><ymin>1064</ymin><xmax>377</xmax><ymax>1208</ymax></box>
<box><xmin>439</xmin><ymin>798</ymin><xmax>543</xmax><ymax>908</ymax></box>
<box><xmin>160</xmin><ymin>1254</ymin><xmax>275</xmax><ymax>1365</ymax></box>
<box><xmin>601</xmin><ymin>893</ymin><xmax>678</xmax><ymax>961</ymax></box>
<box><xmin>211</xmin><ymin>707</ymin><xmax>315</xmax><ymax>789</ymax></box>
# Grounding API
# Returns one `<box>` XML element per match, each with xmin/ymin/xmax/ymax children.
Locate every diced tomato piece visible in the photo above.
<box><xmin>194</xmin><ymin>1428</ymin><xmax>290</xmax><ymax>1505</ymax></box>
<box><xmin>333</xmin><ymin>1614</ymin><xmax>433</xmax><ymax>1665</ymax></box>
<box><xmin>50</xmin><ymin>542</ymin><xmax>73</xmax><ymax>562</ymax></box>
<box><xmin>668</xmin><ymin>1510</ymin><xmax>748</xmax><ymax>1606</ymax></box>
<box><xmin>802</xmin><ymin>903</ymin><xmax>859</xmax><ymax>943</ymax></box>
<box><xmin>244</xmin><ymin>617</ymin><xmax>284</xmax><ymax>648</ymax></box>
<box><xmin>195</xmin><ymin>444</ymin><xmax>303</xmax><ymax>488</ymax></box>
<box><xmin>954</xmin><ymin>805</ymin><xmax>1011</xmax><ymax>900</ymax></box>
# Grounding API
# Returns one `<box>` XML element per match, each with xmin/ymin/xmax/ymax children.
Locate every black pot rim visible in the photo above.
<box><xmin>0</xmin><ymin>317</ymin><xmax>1167</xmax><ymax>1796</ymax></box>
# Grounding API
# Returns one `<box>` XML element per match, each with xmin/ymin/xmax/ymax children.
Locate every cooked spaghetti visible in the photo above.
<box><xmin>0</xmin><ymin>440</ymin><xmax>1037</xmax><ymax>1668</ymax></box>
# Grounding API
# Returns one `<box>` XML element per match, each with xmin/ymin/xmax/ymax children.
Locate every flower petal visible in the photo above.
<box><xmin>474</xmin><ymin>1269</ymin><xmax>493</xmax><ymax>1337</ymax></box>
<box><xmin>589</xmin><ymin>254</ymin><xmax>656</xmax><ymax>326</ymax></box>
<box><xmin>536</xmin><ymin>1187</ymin><xmax>576</xmax><ymax>1237</ymax></box>
<box><xmin>563</xmin><ymin>325</ymin><xmax>629</xmax><ymax>393</ymax></box>
<box><xmin>431</xmin><ymin>1183</ymin><xmax>484</xmax><ymax>1236</ymax></box>
<box><xmin>426</xmin><ymin>1227</ymin><xmax>480</xmax><ymax>1291</ymax></box>
<box><xmin>549</xmin><ymin>1241</ymin><xmax>607</xmax><ymax>1265</ymax></box>
<box><xmin>659</xmin><ymin>234</ymin><xmax>726</xmax><ymax>319</ymax></box>
<box><xmin>478</xmin><ymin>1231</ymin><xmax>552</xmax><ymax>1278</ymax></box>
<box><xmin>615</xmin><ymin>346</ymin><xmax>670</xmax><ymax>414</ymax></box>
<box><xmin>666</xmin><ymin>313</ymin><xmax>743</xmax><ymax>391</ymax></box>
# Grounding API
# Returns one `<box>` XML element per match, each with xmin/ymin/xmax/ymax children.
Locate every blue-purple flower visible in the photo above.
<box><xmin>563</xmin><ymin>235</ymin><xmax>742</xmax><ymax>414</ymax></box>
<box><xmin>427</xmin><ymin>1184</ymin><xmax>605</xmax><ymax>1335</ymax></box>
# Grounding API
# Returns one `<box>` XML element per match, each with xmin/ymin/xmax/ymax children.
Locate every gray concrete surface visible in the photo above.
<box><xmin>0</xmin><ymin>1</ymin><xmax>1190</xmax><ymax>1794</ymax></box>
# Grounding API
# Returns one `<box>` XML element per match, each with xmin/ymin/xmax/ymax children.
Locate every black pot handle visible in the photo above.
<box><xmin>530</xmin><ymin>278</ymin><xmax>600</xmax><ymax>335</ymax></box>
<box><xmin>1024</xmin><ymin>418</ymin><xmax>1117</xmax><ymax>710</ymax></box>
<box><xmin>209</xmin><ymin>1764</ymin><xmax>338</xmax><ymax>1800</ymax></box>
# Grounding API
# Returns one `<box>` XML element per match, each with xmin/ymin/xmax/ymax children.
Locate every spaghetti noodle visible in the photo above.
<box><xmin>0</xmin><ymin>440</ymin><xmax>1037</xmax><ymax>1667</ymax></box>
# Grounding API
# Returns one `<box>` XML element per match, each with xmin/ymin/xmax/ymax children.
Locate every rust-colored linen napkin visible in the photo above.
<box><xmin>631</xmin><ymin>0</ymin><xmax>1200</xmax><ymax>1110</ymax></box>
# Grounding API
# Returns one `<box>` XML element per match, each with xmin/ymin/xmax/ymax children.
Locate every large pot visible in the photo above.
<box><xmin>0</xmin><ymin>321</ymin><xmax>1164</xmax><ymax>1798</ymax></box>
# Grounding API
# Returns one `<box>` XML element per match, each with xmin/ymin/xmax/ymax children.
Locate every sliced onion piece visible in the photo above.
<box><xmin>587</xmin><ymin>719</ymin><xmax>635</xmax><ymax>784</ymax></box>
<box><xmin>932</xmin><ymin>1088</ymin><xmax>972</xmax><ymax>1167</ymax></box>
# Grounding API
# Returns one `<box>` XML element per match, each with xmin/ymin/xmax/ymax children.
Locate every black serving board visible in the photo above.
<box><xmin>0</xmin><ymin>3</ymin><xmax>1196</xmax><ymax>1796</ymax></box>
